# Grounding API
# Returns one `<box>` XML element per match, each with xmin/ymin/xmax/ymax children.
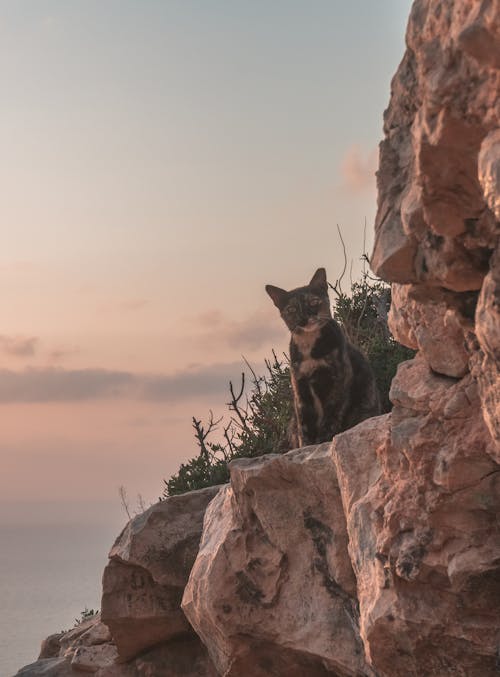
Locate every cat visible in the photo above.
<box><xmin>266</xmin><ymin>267</ymin><xmax>381</xmax><ymax>447</ymax></box>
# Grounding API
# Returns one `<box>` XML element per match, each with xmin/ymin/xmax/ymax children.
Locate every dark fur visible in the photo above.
<box><xmin>266</xmin><ymin>268</ymin><xmax>381</xmax><ymax>447</ymax></box>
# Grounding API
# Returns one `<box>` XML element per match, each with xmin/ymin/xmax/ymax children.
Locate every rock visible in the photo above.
<box><xmin>70</xmin><ymin>643</ymin><xmax>118</xmax><ymax>672</ymax></box>
<box><xmin>386</xmin><ymin>285</ymin><xmax>419</xmax><ymax>351</ymax></box>
<box><xmin>133</xmin><ymin>636</ymin><xmax>218</xmax><ymax>677</ymax></box>
<box><xmin>388</xmin><ymin>283</ymin><xmax>474</xmax><ymax>377</ymax></box>
<box><xmin>17</xmin><ymin>490</ymin><xmax>220</xmax><ymax>677</ymax></box>
<box><xmin>56</xmin><ymin>615</ymin><xmax>113</xmax><ymax>665</ymax></box>
<box><xmin>182</xmin><ymin>445</ymin><xmax>371</xmax><ymax>677</ymax></box>
<box><xmin>479</xmin><ymin>129</ymin><xmax>500</xmax><ymax>220</ymax></box>
<box><xmin>101</xmin><ymin>486</ymin><xmax>220</xmax><ymax>661</ymax></box>
<box><xmin>39</xmin><ymin>634</ymin><xmax>63</xmax><ymax>660</ymax></box>
<box><xmin>16</xmin><ymin>615</ymin><xmax>120</xmax><ymax>676</ymax></box>
<box><xmin>14</xmin><ymin>658</ymin><xmax>73</xmax><ymax>677</ymax></box>
<box><xmin>472</xmin><ymin>245</ymin><xmax>500</xmax><ymax>457</ymax></box>
<box><xmin>332</xmin><ymin>357</ymin><xmax>500</xmax><ymax>677</ymax></box>
<box><xmin>57</xmin><ymin>615</ymin><xmax>102</xmax><ymax>658</ymax></box>
<box><xmin>372</xmin><ymin>0</ymin><xmax>499</xmax><ymax>290</ymax></box>
<box><xmin>457</xmin><ymin>0</ymin><xmax>500</xmax><ymax>69</ymax></box>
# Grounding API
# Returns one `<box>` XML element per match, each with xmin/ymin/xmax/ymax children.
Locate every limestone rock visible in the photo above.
<box><xmin>14</xmin><ymin>657</ymin><xmax>73</xmax><ymax>677</ymax></box>
<box><xmin>39</xmin><ymin>634</ymin><xmax>63</xmax><ymax>660</ymax></box>
<box><xmin>182</xmin><ymin>445</ymin><xmax>372</xmax><ymax>677</ymax></box>
<box><xmin>133</xmin><ymin>636</ymin><xmax>218</xmax><ymax>677</ymax></box>
<box><xmin>388</xmin><ymin>283</ymin><xmax>474</xmax><ymax>377</ymax></box>
<box><xmin>479</xmin><ymin>129</ymin><xmax>500</xmax><ymax>220</ymax></box>
<box><xmin>71</xmin><ymin>643</ymin><xmax>118</xmax><ymax>672</ymax></box>
<box><xmin>332</xmin><ymin>357</ymin><xmax>500</xmax><ymax>677</ymax></box>
<box><xmin>473</xmin><ymin>245</ymin><xmax>500</xmax><ymax>457</ymax></box>
<box><xmin>58</xmin><ymin>617</ymin><xmax>111</xmax><ymax>659</ymax></box>
<box><xmin>101</xmin><ymin>485</ymin><xmax>220</xmax><ymax>661</ymax></box>
<box><xmin>15</xmin><ymin>630</ymin><xmax>215</xmax><ymax>677</ymax></box>
<box><xmin>372</xmin><ymin>0</ymin><xmax>500</xmax><ymax>290</ymax></box>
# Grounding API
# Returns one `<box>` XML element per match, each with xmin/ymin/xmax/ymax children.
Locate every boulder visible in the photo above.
<box><xmin>58</xmin><ymin>616</ymin><xmax>111</xmax><ymax>659</ymax></box>
<box><xmin>388</xmin><ymin>284</ymin><xmax>474</xmax><ymax>377</ymax></box>
<box><xmin>15</xmin><ymin>627</ymin><xmax>215</xmax><ymax>677</ymax></box>
<box><xmin>101</xmin><ymin>486</ymin><xmax>220</xmax><ymax>661</ymax></box>
<box><xmin>182</xmin><ymin>445</ymin><xmax>372</xmax><ymax>677</ymax></box>
<box><xmin>472</xmin><ymin>245</ymin><xmax>500</xmax><ymax>457</ymax></box>
<box><xmin>479</xmin><ymin>129</ymin><xmax>500</xmax><ymax>220</ymax></box>
<box><xmin>70</xmin><ymin>643</ymin><xmax>118</xmax><ymax>672</ymax></box>
<box><xmin>332</xmin><ymin>357</ymin><xmax>500</xmax><ymax>677</ymax></box>
<box><xmin>14</xmin><ymin>658</ymin><xmax>73</xmax><ymax>677</ymax></box>
<box><xmin>39</xmin><ymin>634</ymin><xmax>63</xmax><ymax>660</ymax></box>
<box><xmin>133</xmin><ymin>636</ymin><xmax>218</xmax><ymax>677</ymax></box>
<box><xmin>372</xmin><ymin>0</ymin><xmax>499</xmax><ymax>290</ymax></box>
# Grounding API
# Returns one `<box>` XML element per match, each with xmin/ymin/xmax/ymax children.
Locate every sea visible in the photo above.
<box><xmin>0</xmin><ymin>521</ymin><xmax>121</xmax><ymax>676</ymax></box>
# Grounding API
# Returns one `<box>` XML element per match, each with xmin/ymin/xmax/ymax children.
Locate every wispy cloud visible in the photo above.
<box><xmin>0</xmin><ymin>335</ymin><xmax>39</xmax><ymax>357</ymax></box>
<box><xmin>0</xmin><ymin>362</ymin><xmax>245</xmax><ymax>403</ymax></box>
<box><xmin>340</xmin><ymin>144</ymin><xmax>378</xmax><ymax>192</ymax></box>
<box><xmin>191</xmin><ymin>308</ymin><xmax>286</xmax><ymax>351</ymax></box>
<box><xmin>47</xmin><ymin>345</ymin><xmax>81</xmax><ymax>363</ymax></box>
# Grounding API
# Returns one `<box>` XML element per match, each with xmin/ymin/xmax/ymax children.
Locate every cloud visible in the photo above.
<box><xmin>47</xmin><ymin>345</ymin><xmax>80</xmax><ymax>363</ymax></box>
<box><xmin>0</xmin><ymin>362</ymin><xmax>246</xmax><ymax>403</ymax></box>
<box><xmin>340</xmin><ymin>144</ymin><xmax>378</xmax><ymax>192</ymax></box>
<box><xmin>191</xmin><ymin>309</ymin><xmax>286</xmax><ymax>351</ymax></box>
<box><xmin>0</xmin><ymin>335</ymin><xmax>39</xmax><ymax>357</ymax></box>
<box><xmin>197</xmin><ymin>310</ymin><xmax>225</xmax><ymax>328</ymax></box>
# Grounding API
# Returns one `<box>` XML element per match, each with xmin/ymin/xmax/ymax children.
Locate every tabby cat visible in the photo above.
<box><xmin>266</xmin><ymin>267</ymin><xmax>381</xmax><ymax>447</ymax></box>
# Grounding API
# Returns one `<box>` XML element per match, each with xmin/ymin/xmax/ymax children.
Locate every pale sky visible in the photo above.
<box><xmin>0</xmin><ymin>0</ymin><xmax>412</xmax><ymax>527</ymax></box>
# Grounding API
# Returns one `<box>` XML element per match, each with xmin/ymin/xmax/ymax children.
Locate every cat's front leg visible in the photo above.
<box><xmin>296</xmin><ymin>376</ymin><xmax>319</xmax><ymax>445</ymax></box>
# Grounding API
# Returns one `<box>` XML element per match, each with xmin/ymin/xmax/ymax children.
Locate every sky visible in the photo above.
<box><xmin>0</xmin><ymin>0</ymin><xmax>412</xmax><ymax>527</ymax></box>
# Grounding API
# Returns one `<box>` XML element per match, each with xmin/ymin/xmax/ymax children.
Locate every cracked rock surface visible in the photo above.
<box><xmin>182</xmin><ymin>446</ymin><xmax>371</xmax><ymax>677</ymax></box>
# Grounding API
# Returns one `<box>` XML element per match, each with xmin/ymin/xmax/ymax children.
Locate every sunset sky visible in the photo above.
<box><xmin>1</xmin><ymin>1</ymin><xmax>412</xmax><ymax>527</ymax></box>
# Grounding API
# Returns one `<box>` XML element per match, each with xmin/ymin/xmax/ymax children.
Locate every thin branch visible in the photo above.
<box><xmin>228</xmin><ymin>373</ymin><xmax>249</xmax><ymax>431</ymax></box>
<box><xmin>192</xmin><ymin>411</ymin><xmax>222</xmax><ymax>462</ymax></box>
<box><xmin>242</xmin><ymin>356</ymin><xmax>262</xmax><ymax>396</ymax></box>
<box><xmin>356</xmin><ymin>280</ymin><xmax>370</xmax><ymax>339</ymax></box>
<box><xmin>136</xmin><ymin>494</ymin><xmax>146</xmax><ymax>514</ymax></box>
<box><xmin>223</xmin><ymin>422</ymin><xmax>236</xmax><ymax>456</ymax></box>
<box><xmin>336</xmin><ymin>224</ymin><xmax>348</xmax><ymax>294</ymax></box>
<box><xmin>362</xmin><ymin>217</ymin><xmax>367</xmax><ymax>278</ymax></box>
<box><xmin>118</xmin><ymin>485</ymin><xmax>132</xmax><ymax>521</ymax></box>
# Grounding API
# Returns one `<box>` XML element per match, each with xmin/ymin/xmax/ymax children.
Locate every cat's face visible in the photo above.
<box><xmin>266</xmin><ymin>268</ymin><xmax>332</xmax><ymax>332</ymax></box>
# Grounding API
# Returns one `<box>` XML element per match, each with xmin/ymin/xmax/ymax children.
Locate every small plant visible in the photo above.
<box><xmin>163</xmin><ymin>353</ymin><xmax>292</xmax><ymax>497</ymax></box>
<box><xmin>74</xmin><ymin>607</ymin><xmax>98</xmax><ymax>626</ymax></box>
<box><xmin>118</xmin><ymin>485</ymin><xmax>148</xmax><ymax>520</ymax></box>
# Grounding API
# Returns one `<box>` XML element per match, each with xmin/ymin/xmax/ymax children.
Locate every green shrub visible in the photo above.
<box><xmin>163</xmin><ymin>273</ymin><xmax>414</xmax><ymax>497</ymax></box>
<box><xmin>330</xmin><ymin>274</ymin><xmax>415</xmax><ymax>412</ymax></box>
<box><xmin>163</xmin><ymin>354</ymin><xmax>293</xmax><ymax>497</ymax></box>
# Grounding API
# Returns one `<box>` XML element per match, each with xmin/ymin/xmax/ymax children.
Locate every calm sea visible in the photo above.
<box><xmin>0</xmin><ymin>522</ymin><xmax>120</xmax><ymax>676</ymax></box>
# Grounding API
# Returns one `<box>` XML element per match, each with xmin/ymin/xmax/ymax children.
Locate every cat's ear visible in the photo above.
<box><xmin>309</xmin><ymin>268</ymin><xmax>328</xmax><ymax>293</ymax></box>
<box><xmin>266</xmin><ymin>284</ymin><xmax>288</xmax><ymax>310</ymax></box>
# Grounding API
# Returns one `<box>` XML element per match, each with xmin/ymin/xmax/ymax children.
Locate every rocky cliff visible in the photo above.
<box><xmin>15</xmin><ymin>0</ymin><xmax>499</xmax><ymax>675</ymax></box>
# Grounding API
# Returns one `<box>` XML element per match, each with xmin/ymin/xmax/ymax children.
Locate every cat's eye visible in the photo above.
<box><xmin>310</xmin><ymin>299</ymin><xmax>321</xmax><ymax>307</ymax></box>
